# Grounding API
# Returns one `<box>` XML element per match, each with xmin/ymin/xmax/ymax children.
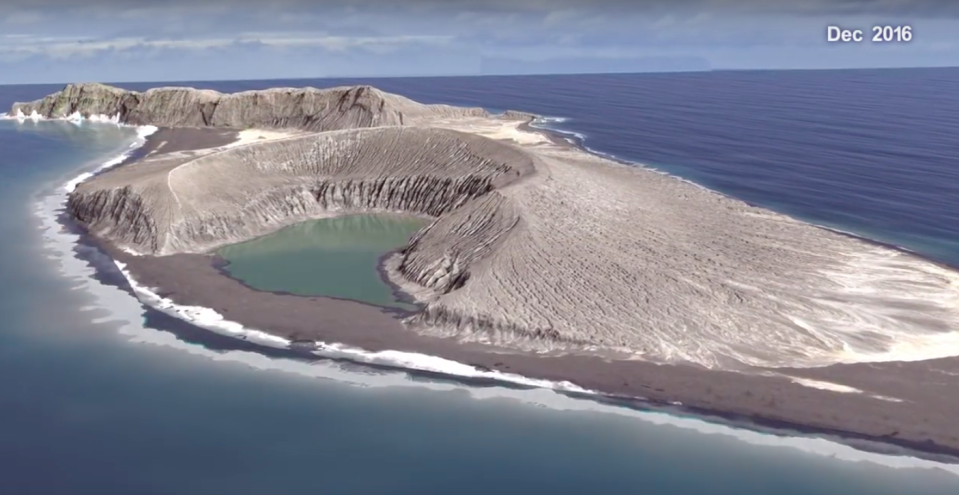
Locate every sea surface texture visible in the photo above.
<box><xmin>1</xmin><ymin>69</ymin><xmax>958</xmax><ymax>494</ymax></box>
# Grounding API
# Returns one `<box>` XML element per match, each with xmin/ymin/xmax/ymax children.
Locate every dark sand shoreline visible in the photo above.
<box><xmin>73</xmin><ymin>124</ymin><xmax>959</xmax><ymax>465</ymax></box>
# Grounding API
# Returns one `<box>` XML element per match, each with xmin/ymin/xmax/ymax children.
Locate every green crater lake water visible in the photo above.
<box><xmin>217</xmin><ymin>214</ymin><xmax>428</xmax><ymax>310</ymax></box>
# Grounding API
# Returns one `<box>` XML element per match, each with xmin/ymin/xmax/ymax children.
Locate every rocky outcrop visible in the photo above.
<box><xmin>500</xmin><ymin>110</ymin><xmax>537</xmax><ymax>121</ymax></box>
<box><xmin>396</xmin><ymin>192</ymin><xmax>520</xmax><ymax>293</ymax></box>
<box><xmin>70</xmin><ymin>186</ymin><xmax>160</xmax><ymax>252</ymax></box>
<box><xmin>311</xmin><ymin>175</ymin><xmax>496</xmax><ymax>218</ymax></box>
<box><xmin>9</xmin><ymin>82</ymin><xmax>489</xmax><ymax>130</ymax></box>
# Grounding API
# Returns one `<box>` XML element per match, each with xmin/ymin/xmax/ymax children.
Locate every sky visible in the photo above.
<box><xmin>0</xmin><ymin>0</ymin><xmax>957</xmax><ymax>84</ymax></box>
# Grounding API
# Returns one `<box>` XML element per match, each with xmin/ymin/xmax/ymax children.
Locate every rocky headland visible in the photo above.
<box><xmin>10</xmin><ymin>82</ymin><xmax>487</xmax><ymax>129</ymax></box>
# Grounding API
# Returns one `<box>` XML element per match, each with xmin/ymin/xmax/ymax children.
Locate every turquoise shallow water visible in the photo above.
<box><xmin>3</xmin><ymin>69</ymin><xmax>959</xmax><ymax>494</ymax></box>
<box><xmin>217</xmin><ymin>214</ymin><xmax>426</xmax><ymax>310</ymax></box>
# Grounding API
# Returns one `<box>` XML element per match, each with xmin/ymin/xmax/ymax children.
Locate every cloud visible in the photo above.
<box><xmin>2</xmin><ymin>0</ymin><xmax>959</xmax><ymax>17</ymax></box>
<box><xmin>0</xmin><ymin>0</ymin><xmax>956</xmax><ymax>83</ymax></box>
<box><xmin>0</xmin><ymin>32</ymin><xmax>454</xmax><ymax>59</ymax></box>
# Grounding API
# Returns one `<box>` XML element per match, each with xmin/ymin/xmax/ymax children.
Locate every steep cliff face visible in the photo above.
<box><xmin>9</xmin><ymin>83</ymin><xmax>489</xmax><ymax>129</ymax></box>
<box><xmin>395</xmin><ymin>192</ymin><xmax>521</xmax><ymax>293</ymax></box>
<box><xmin>69</xmin><ymin>186</ymin><xmax>161</xmax><ymax>252</ymax></box>
<box><xmin>67</xmin><ymin>127</ymin><xmax>533</xmax><ymax>278</ymax></box>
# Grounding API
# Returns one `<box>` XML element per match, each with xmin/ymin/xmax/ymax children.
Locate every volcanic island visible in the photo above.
<box><xmin>11</xmin><ymin>83</ymin><xmax>959</xmax><ymax>462</ymax></box>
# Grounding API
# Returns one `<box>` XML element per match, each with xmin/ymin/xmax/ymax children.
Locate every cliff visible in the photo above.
<box><xmin>8</xmin><ymin>82</ymin><xmax>489</xmax><ymax>130</ymax></box>
<box><xmin>69</xmin><ymin>126</ymin><xmax>532</xmax><ymax>294</ymax></box>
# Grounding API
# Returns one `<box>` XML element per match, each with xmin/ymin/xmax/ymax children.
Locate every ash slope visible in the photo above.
<box><xmin>36</xmin><ymin>84</ymin><xmax>959</xmax><ymax>370</ymax></box>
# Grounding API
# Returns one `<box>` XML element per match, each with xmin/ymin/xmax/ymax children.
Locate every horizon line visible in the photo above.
<box><xmin>2</xmin><ymin>65</ymin><xmax>957</xmax><ymax>87</ymax></box>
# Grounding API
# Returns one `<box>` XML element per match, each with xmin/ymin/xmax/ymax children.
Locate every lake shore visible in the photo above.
<box><xmin>82</xmin><ymin>123</ymin><xmax>959</xmax><ymax>464</ymax></box>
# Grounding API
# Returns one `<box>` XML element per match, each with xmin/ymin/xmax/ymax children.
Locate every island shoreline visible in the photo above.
<box><xmin>46</xmin><ymin>113</ymin><xmax>959</xmax><ymax>467</ymax></box>
<box><xmin>73</xmin><ymin>221</ymin><xmax>959</xmax><ymax>464</ymax></box>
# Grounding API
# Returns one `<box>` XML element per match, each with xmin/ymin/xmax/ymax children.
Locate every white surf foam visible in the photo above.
<box><xmin>530</xmin><ymin>117</ymin><xmax>585</xmax><ymax>142</ymax></box>
<box><xmin>22</xmin><ymin>119</ymin><xmax>959</xmax><ymax>477</ymax></box>
<box><xmin>787</xmin><ymin>377</ymin><xmax>863</xmax><ymax>394</ymax></box>
<box><xmin>16</xmin><ymin>108</ymin><xmax>43</xmax><ymax>123</ymax></box>
<box><xmin>63</xmin><ymin>125</ymin><xmax>157</xmax><ymax>193</ymax></box>
<box><xmin>1</xmin><ymin>107</ymin><xmax>124</xmax><ymax>125</ymax></box>
<box><xmin>114</xmin><ymin>258</ymin><xmax>591</xmax><ymax>393</ymax></box>
<box><xmin>537</xmin><ymin>116</ymin><xmax>570</xmax><ymax>124</ymax></box>
<box><xmin>530</xmin><ymin>115</ymin><xmax>744</xmax><ymax>198</ymax></box>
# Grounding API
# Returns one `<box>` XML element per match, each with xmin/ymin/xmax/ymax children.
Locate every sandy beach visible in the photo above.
<box><xmin>87</xmin><ymin>122</ymin><xmax>959</xmax><ymax>463</ymax></box>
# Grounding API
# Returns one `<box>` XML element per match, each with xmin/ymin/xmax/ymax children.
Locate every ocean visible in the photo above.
<box><xmin>1</xmin><ymin>69</ymin><xmax>959</xmax><ymax>494</ymax></box>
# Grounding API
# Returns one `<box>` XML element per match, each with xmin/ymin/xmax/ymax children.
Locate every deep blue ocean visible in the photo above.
<box><xmin>1</xmin><ymin>69</ymin><xmax>958</xmax><ymax>494</ymax></box>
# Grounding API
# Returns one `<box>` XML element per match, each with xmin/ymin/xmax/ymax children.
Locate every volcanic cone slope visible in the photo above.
<box><xmin>59</xmin><ymin>86</ymin><xmax>959</xmax><ymax>370</ymax></box>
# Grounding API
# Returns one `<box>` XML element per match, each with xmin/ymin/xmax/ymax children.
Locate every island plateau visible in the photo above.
<box><xmin>11</xmin><ymin>82</ymin><xmax>959</xmax><ymax>461</ymax></box>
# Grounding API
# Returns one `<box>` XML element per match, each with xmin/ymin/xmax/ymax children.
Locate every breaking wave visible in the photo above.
<box><xmin>1</xmin><ymin>108</ymin><xmax>123</xmax><ymax>125</ymax></box>
<box><xmin>21</xmin><ymin>117</ymin><xmax>959</xmax><ymax>477</ymax></box>
<box><xmin>64</xmin><ymin>125</ymin><xmax>158</xmax><ymax>192</ymax></box>
<box><xmin>114</xmin><ymin>259</ymin><xmax>589</xmax><ymax>392</ymax></box>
